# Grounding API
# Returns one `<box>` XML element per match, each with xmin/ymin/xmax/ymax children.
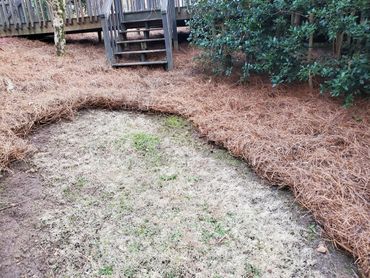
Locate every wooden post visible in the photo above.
<box><xmin>98</xmin><ymin>30</ymin><xmax>102</xmax><ymax>42</ymax></box>
<box><xmin>170</xmin><ymin>0</ymin><xmax>178</xmax><ymax>50</ymax></box>
<box><xmin>162</xmin><ymin>0</ymin><xmax>173</xmax><ymax>70</ymax></box>
<box><xmin>101</xmin><ymin>16</ymin><xmax>114</xmax><ymax>64</ymax></box>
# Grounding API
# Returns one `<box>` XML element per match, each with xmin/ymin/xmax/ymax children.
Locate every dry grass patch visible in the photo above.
<box><xmin>0</xmin><ymin>110</ymin><xmax>356</xmax><ymax>277</ymax></box>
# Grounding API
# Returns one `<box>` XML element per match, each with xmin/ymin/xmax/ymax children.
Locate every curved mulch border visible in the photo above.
<box><xmin>0</xmin><ymin>37</ymin><xmax>369</xmax><ymax>275</ymax></box>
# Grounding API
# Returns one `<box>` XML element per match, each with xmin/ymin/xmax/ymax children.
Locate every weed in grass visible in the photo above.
<box><xmin>123</xmin><ymin>266</ymin><xmax>137</xmax><ymax>277</ymax></box>
<box><xmin>171</xmin><ymin>206</ymin><xmax>181</xmax><ymax>213</ymax></box>
<box><xmin>170</xmin><ymin>230</ymin><xmax>183</xmax><ymax>242</ymax></box>
<box><xmin>307</xmin><ymin>223</ymin><xmax>318</xmax><ymax>241</ymax></box>
<box><xmin>128</xmin><ymin>132</ymin><xmax>164</xmax><ymax>165</ymax></box>
<box><xmin>101</xmin><ymin>191</ymin><xmax>115</xmax><ymax>201</ymax></box>
<box><xmin>62</xmin><ymin>177</ymin><xmax>87</xmax><ymax>199</ymax></box>
<box><xmin>164</xmin><ymin>269</ymin><xmax>183</xmax><ymax>278</ymax></box>
<box><xmin>201</xmin><ymin>203</ymin><xmax>210</xmax><ymax>212</ymax></box>
<box><xmin>98</xmin><ymin>265</ymin><xmax>113</xmax><ymax>276</ymax></box>
<box><xmin>164</xmin><ymin>115</ymin><xmax>187</xmax><ymax>129</ymax></box>
<box><xmin>75</xmin><ymin>176</ymin><xmax>88</xmax><ymax>188</ymax></box>
<box><xmin>226</xmin><ymin>211</ymin><xmax>235</xmax><ymax>219</ymax></box>
<box><xmin>201</xmin><ymin>229</ymin><xmax>214</xmax><ymax>243</ymax></box>
<box><xmin>134</xmin><ymin>223</ymin><xmax>157</xmax><ymax>238</ymax></box>
<box><xmin>131</xmin><ymin>132</ymin><xmax>160</xmax><ymax>154</ymax></box>
<box><xmin>164</xmin><ymin>273</ymin><xmax>177</xmax><ymax>278</ymax></box>
<box><xmin>160</xmin><ymin>174</ymin><xmax>178</xmax><ymax>181</ymax></box>
<box><xmin>117</xmin><ymin>193</ymin><xmax>133</xmax><ymax>213</ymax></box>
<box><xmin>68</xmin><ymin>214</ymin><xmax>79</xmax><ymax>224</ymax></box>
<box><xmin>187</xmin><ymin>175</ymin><xmax>201</xmax><ymax>183</ymax></box>
<box><xmin>127</xmin><ymin>241</ymin><xmax>141</xmax><ymax>253</ymax></box>
<box><xmin>243</xmin><ymin>263</ymin><xmax>261</xmax><ymax>278</ymax></box>
<box><xmin>62</xmin><ymin>186</ymin><xmax>74</xmax><ymax>199</ymax></box>
<box><xmin>214</xmin><ymin>222</ymin><xmax>228</xmax><ymax>237</ymax></box>
<box><xmin>96</xmin><ymin>143</ymin><xmax>108</xmax><ymax>151</ymax></box>
<box><xmin>200</xmin><ymin>215</ymin><xmax>230</xmax><ymax>243</ymax></box>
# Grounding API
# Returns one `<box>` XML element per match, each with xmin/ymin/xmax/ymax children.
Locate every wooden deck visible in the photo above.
<box><xmin>0</xmin><ymin>0</ymin><xmax>190</xmax><ymax>37</ymax></box>
<box><xmin>0</xmin><ymin>0</ymin><xmax>191</xmax><ymax>69</ymax></box>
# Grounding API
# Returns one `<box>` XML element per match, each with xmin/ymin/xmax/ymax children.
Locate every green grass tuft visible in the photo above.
<box><xmin>160</xmin><ymin>174</ymin><xmax>178</xmax><ymax>181</ymax></box>
<box><xmin>307</xmin><ymin>223</ymin><xmax>318</xmax><ymax>241</ymax></box>
<box><xmin>164</xmin><ymin>115</ymin><xmax>186</xmax><ymax>129</ymax></box>
<box><xmin>123</xmin><ymin>266</ymin><xmax>137</xmax><ymax>277</ymax></box>
<box><xmin>131</xmin><ymin>132</ymin><xmax>160</xmax><ymax>154</ymax></box>
<box><xmin>244</xmin><ymin>263</ymin><xmax>261</xmax><ymax>278</ymax></box>
<box><xmin>98</xmin><ymin>265</ymin><xmax>113</xmax><ymax>276</ymax></box>
<box><xmin>75</xmin><ymin>176</ymin><xmax>88</xmax><ymax>188</ymax></box>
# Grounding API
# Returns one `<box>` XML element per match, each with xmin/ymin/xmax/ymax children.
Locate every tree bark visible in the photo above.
<box><xmin>294</xmin><ymin>12</ymin><xmax>301</xmax><ymax>26</ymax></box>
<box><xmin>50</xmin><ymin>0</ymin><xmax>66</xmax><ymax>56</ymax></box>
<box><xmin>335</xmin><ymin>32</ymin><xmax>344</xmax><ymax>58</ymax></box>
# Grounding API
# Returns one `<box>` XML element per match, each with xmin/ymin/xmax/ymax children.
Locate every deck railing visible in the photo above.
<box><xmin>122</xmin><ymin>0</ymin><xmax>188</xmax><ymax>12</ymax></box>
<box><xmin>0</xmin><ymin>0</ymin><xmax>105</xmax><ymax>34</ymax></box>
<box><xmin>65</xmin><ymin>0</ymin><xmax>105</xmax><ymax>24</ymax></box>
<box><xmin>0</xmin><ymin>0</ymin><xmax>189</xmax><ymax>35</ymax></box>
<box><xmin>0</xmin><ymin>0</ymin><xmax>51</xmax><ymax>30</ymax></box>
<box><xmin>99</xmin><ymin>0</ymin><xmax>122</xmax><ymax>64</ymax></box>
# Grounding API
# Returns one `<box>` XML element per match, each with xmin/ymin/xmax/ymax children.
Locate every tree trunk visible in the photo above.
<box><xmin>335</xmin><ymin>32</ymin><xmax>344</xmax><ymax>58</ymax></box>
<box><xmin>51</xmin><ymin>0</ymin><xmax>66</xmax><ymax>56</ymax></box>
<box><xmin>293</xmin><ymin>12</ymin><xmax>301</xmax><ymax>26</ymax></box>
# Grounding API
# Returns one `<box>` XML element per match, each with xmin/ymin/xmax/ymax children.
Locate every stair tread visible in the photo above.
<box><xmin>120</xmin><ymin>28</ymin><xmax>163</xmax><ymax>33</ymax></box>
<box><xmin>113</xmin><ymin>61</ymin><xmax>168</xmax><ymax>67</ymax></box>
<box><xmin>115</xmin><ymin>49</ymin><xmax>166</xmax><ymax>55</ymax></box>
<box><xmin>122</xmin><ymin>18</ymin><xmax>162</xmax><ymax>24</ymax></box>
<box><xmin>117</xmin><ymin>38</ymin><xmax>165</xmax><ymax>44</ymax></box>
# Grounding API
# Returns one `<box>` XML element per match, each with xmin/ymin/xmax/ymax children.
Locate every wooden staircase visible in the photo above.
<box><xmin>113</xmin><ymin>18</ymin><xmax>168</xmax><ymax>67</ymax></box>
<box><xmin>100</xmin><ymin>0</ymin><xmax>177</xmax><ymax>70</ymax></box>
<box><xmin>1</xmin><ymin>0</ymin><xmax>187</xmax><ymax>69</ymax></box>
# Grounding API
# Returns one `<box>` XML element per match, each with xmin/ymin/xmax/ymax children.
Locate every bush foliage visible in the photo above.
<box><xmin>189</xmin><ymin>0</ymin><xmax>370</xmax><ymax>105</ymax></box>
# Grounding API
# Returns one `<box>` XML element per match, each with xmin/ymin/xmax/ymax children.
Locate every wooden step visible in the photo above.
<box><xmin>117</xmin><ymin>38</ymin><xmax>165</xmax><ymax>44</ymax></box>
<box><xmin>114</xmin><ymin>49</ymin><xmax>166</xmax><ymax>55</ymax></box>
<box><xmin>122</xmin><ymin>18</ymin><xmax>162</xmax><ymax>24</ymax></box>
<box><xmin>112</xmin><ymin>61</ymin><xmax>167</xmax><ymax>67</ymax></box>
<box><xmin>119</xmin><ymin>28</ymin><xmax>163</xmax><ymax>33</ymax></box>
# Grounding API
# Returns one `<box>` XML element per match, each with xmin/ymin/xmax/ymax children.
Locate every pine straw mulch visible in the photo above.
<box><xmin>0</xmin><ymin>35</ymin><xmax>369</xmax><ymax>276</ymax></box>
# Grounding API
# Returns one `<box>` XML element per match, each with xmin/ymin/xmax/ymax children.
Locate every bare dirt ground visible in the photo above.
<box><xmin>0</xmin><ymin>111</ymin><xmax>358</xmax><ymax>277</ymax></box>
<box><xmin>0</xmin><ymin>33</ymin><xmax>369</xmax><ymax>274</ymax></box>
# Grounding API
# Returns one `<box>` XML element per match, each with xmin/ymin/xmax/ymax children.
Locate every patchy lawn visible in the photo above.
<box><xmin>0</xmin><ymin>111</ymin><xmax>357</xmax><ymax>277</ymax></box>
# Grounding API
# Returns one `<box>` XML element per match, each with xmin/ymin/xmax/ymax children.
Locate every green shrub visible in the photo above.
<box><xmin>188</xmin><ymin>0</ymin><xmax>370</xmax><ymax>105</ymax></box>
